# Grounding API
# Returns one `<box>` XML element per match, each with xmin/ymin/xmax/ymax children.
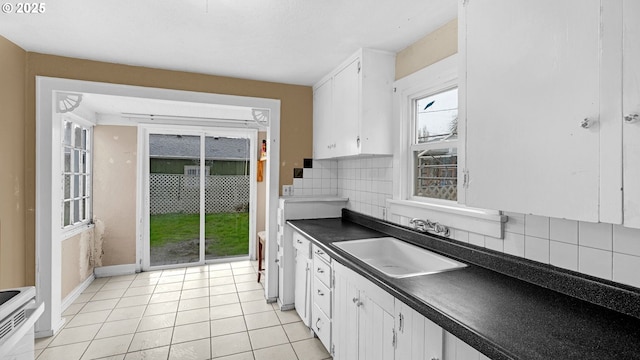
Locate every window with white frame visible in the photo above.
<box><xmin>62</xmin><ymin>118</ymin><xmax>92</xmax><ymax>229</ymax></box>
<box><xmin>412</xmin><ymin>87</ymin><xmax>458</xmax><ymax>201</ymax></box>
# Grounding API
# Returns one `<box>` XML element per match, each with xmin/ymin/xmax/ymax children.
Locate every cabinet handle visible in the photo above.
<box><xmin>317</xmin><ymin>268</ymin><xmax>324</xmax><ymax>274</ymax></box>
<box><xmin>316</xmin><ymin>318</ymin><xmax>322</xmax><ymax>331</ymax></box>
<box><xmin>352</xmin><ymin>297</ymin><xmax>362</xmax><ymax>307</ymax></box>
<box><xmin>356</xmin><ymin>136</ymin><xmax>361</xmax><ymax>147</ymax></box>
<box><xmin>296</xmin><ymin>239</ymin><xmax>302</xmax><ymax>244</ymax></box>
<box><xmin>317</xmin><ymin>289</ymin><xmax>324</xmax><ymax>296</ymax></box>
<box><xmin>624</xmin><ymin>114</ymin><xmax>639</xmax><ymax>123</ymax></box>
<box><xmin>315</xmin><ymin>249</ymin><xmax>324</xmax><ymax>255</ymax></box>
<box><xmin>580</xmin><ymin>118</ymin><xmax>595</xmax><ymax>129</ymax></box>
<box><xmin>399</xmin><ymin>313</ymin><xmax>404</xmax><ymax>332</ymax></box>
<box><xmin>275</xmin><ymin>259</ymin><xmax>280</xmax><ymax>263</ymax></box>
<box><xmin>392</xmin><ymin>328</ymin><xmax>397</xmax><ymax>349</ymax></box>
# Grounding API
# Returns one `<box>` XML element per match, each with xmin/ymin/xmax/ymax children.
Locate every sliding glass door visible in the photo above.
<box><xmin>145</xmin><ymin>127</ymin><xmax>256</xmax><ymax>269</ymax></box>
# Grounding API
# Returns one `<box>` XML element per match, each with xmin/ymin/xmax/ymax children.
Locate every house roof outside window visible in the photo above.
<box><xmin>149</xmin><ymin>134</ymin><xmax>250</xmax><ymax>161</ymax></box>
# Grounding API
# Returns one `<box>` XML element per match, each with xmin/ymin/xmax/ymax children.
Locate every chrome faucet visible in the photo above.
<box><xmin>409</xmin><ymin>218</ymin><xmax>450</xmax><ymax>237</ymax></box>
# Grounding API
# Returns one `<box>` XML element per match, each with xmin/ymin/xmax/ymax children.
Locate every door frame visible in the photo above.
<box><xmin>35</xmin><ymin>76</ymin><xmax>280</xmax><ymax>336</ymax></box>
<box><xmin>140</xmin><ymin>125</ymin><xmax>258</xmax><ymax>270</ymax></box>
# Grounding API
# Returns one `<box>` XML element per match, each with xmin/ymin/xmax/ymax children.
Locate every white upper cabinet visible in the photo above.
<box><xmin>313</xmin><ymin>48</ymin><xmax>395</xmax><ymax>159</ymax></box>
<box><xmin>460</xmin><ymin>0</ymin><xmax>639</xmax><ymax>225</ymax></box>
<box><xmin>623</xmin><ymin>0</ymin><xmax>640</xmax><ymax>228</ymax></box>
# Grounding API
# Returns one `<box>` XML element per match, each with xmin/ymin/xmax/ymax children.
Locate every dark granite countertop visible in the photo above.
<box><xmin>287</xmin><ymin>214</ymin><xmax>640</xmax><ymax>360</ymax></box>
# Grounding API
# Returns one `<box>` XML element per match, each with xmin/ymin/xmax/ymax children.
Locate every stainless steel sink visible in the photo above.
<box><xmin>333</xmin><ymin>237</ymin><xmax>466</xmax><ymax>278</ymax></box>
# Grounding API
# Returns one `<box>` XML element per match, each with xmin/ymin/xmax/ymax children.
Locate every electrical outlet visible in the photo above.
<box><xmin>282</xmin><ymin>185</ymin><xmax>293</xmax><ymax>196</ymax></box>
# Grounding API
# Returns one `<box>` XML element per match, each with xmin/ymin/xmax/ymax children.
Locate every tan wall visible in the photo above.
<box><xmin>93</xmin><ymin>126</ymin><xmax>138</xmax><ymax>266</ymax></box>
<box><xmin>0</xmin><ymin>37</ymin><xmax>27</xmax><ymax>288</ymax></box>
<box><xmin>18</xmin><ymin>51</ymin><xmax>313</xmax><ymax>282</ymax></box>
<box><xmin>61</xmin><ymin>228</ymin><xmax>95</xmax><ymax>299</ymax></box>
<box><xmin>395</xmin><ymin>19</ymin><xmax>458</xmax><ymax>80</ymax></box>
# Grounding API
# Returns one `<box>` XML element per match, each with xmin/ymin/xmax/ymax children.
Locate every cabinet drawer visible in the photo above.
<box><xmin>313</xmin><ymin>246</ymin><xmax>331</xmax><ymax>263</ymax></box>
<box><xmin>313</xmin><ymin>304</ymin><xmax>331</xmax><ymax>352</ymax></box>
<box><xmin>293</xmin><ymin>232</ymin><xmax>310</xmax><ymax>255</ymax></box>
<box><xmin>314</xmin><ymin>276</ymin><xmax>331</xmax><ymax>317</ymax></box>
<box><xmin>313</xmin><ymin>254</ymin><xmax>331</xmax><ymax>287</ymax></box>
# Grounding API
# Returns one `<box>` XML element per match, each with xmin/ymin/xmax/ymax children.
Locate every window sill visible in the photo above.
<box><xmin>387</xmin><ymin>199</ymin><xmax>506</xmax><ymax>238</ymax></box>
<box><xmin>62</xmin><ymin>223</ymin><xmax>95</xmax><ymax>241</ymax></box>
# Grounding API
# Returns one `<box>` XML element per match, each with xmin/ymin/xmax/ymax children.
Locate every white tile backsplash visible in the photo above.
<box><xmin>549</xmin><ymin>218</ymin><xmax>578</xmax><ymax>244</ymax></box>
<box><xmin>503</xmin><ymin>232</ymin><xmax>525</xmax><ymax>257</ymax></box>
<box><xmin>301</xmin><ymin>154</ymin><xmax>640</xmax><ymax>290</ymax></box>
<box><xmin>579</xmin><ymin>247</ymin><xmax>613</xmax><ymax>280</ymax></box>
<box><xmin>613</xmin><ymin>253</ymin><xmax>640</xmax><ymax>288</ymax></box>
<box><xmin>504</xmin><ymin>212</ymin><xmax>525</xmax><ymax>235</ymax></box>
<box><xmin>525</xmin><ymin>215</ymin><xmax>550</xmax><ymax>239</ymax></box>
<box><xmin>550</xmin><ymin>240</ymin><xmax>578</xmax><ymax>271</ymax></box>
<box><xmin>525</xmin><ymin>235</ymin><xmax>550</xmax><ymax>263</ymax></box>
<box><xmin>579</xmin><ymin>222</ymin><xmax>613</xmax><ymax>251</ymax></box>
<box><xmin>337</xmin><ymin>156</ymin><xmax>393</xmax><ymax>219</ymax></box>
<box><xmin>613</xmin><ymin>225</ymin><xmax>640</xmax><ymax>257</ymax></box>
<box><xmin>468</xmin><ymin>233</ymin><xmax>485</xmax><ymax>247</ymax></box>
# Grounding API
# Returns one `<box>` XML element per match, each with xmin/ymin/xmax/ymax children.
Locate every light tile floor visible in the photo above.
<box><xmin>36</xmin><ymin>260</ymin><xmax>332</xmax><ymax>360</ymax></box>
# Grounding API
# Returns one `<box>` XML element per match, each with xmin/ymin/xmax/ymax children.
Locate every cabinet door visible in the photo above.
<box><xmin>313</xmin><ymin>78</ymin><xmax>334</xmax><ymax>159</ymax></box>
<box><xmin>359</xmin><ymin>290</ymin><xmax>394</xmax><ymax>360</ymax></box>
<box><xmin>333</xmin><ymin>58</ymin><xmax>361</xmax><ymax>157</ymax></box>
<box><xmin>333</xmin><ymin>264</ymin><xmax>360</xmax><ymax>360</ymax></box>
<box><xmin>463</xmin><ymin>0</ymin><xmax>601</xmax><ymax>221</ymax></box>
<box><xmin>294</xmin><ymin>250</ymin><xmax>310</xmax><ymax>326</ymax></box>
<box><xmin>623</xmin><ymin>0</ymin><xmax>640</xmax><ymax>228</ymax></box>
<box><xmin>395</xmin><ymin>300</ymin><xmax>443</xmax><ymax>360</ymax></box>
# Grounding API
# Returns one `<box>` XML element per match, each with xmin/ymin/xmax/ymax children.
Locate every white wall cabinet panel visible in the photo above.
<box><xmin>313</xmin><ymin>48</ymin><xmax>395</xmax><ymax>159</ymax></box>
<box><xmin>313</xmin><ymin>79</ymin><xmax>334</xmax><ymax>159</ymax></box>
<box><xmin>462</xmin><ymin>0</ymin><xmax>601</xmax><ymax>221</ymax></box>
<box><xmin>623</xmin><ymin>0</ymin><xmax>640</xmax><ymax>228</ymax></box>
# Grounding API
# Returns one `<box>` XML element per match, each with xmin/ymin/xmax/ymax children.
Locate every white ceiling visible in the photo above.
<box><xmin>1</xmin><ymin>0</ymin><xmax>456</xmax><ymax>86</ymax></box>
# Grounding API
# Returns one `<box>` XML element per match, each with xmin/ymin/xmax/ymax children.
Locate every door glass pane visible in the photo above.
<box><xmin>149</xmin><ymin>134</ymin><xmax>201</xmax><ymax>267</ymax></box>
<box><xmin>204</xmin><ymin>136</ymin><xmax>250</xmax><ymax>260</ymax></box>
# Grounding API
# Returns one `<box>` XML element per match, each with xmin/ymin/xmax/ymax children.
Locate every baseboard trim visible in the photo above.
<box><xmin>61</xmin><ymin>273</ymin><xmax>95</xmax><ymax>312</ymax></box>
<box><xmin>94</xmin><ymin>264</ymin><xmax>137</xmax><ymax>278</ymax></box>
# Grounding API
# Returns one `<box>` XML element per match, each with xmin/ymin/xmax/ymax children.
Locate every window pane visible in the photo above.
<box><xmin>64</xmin><ymin>148</ymin><xmax>71</xmax><ymax>172</ymax></box>
<box><xmin>414</xmin><ymin>148</ymin><xmax>457</xmax><ymax>201</ymax></box>
<box><xmin>64</xmin><ymin>175</ymin><xmax>71</xmax><ymax>199</ymax></box>
<box><xmin>81</xmin><ymin>176</ymin><xmax>86</xmax><ymax>197</ymax></box>
<box><xmin>74</xmin><ymin>175</ymin><xmax>80</xmax><ymax>198</ymax></box>
<box><xmin>74</xmin><ymin>125</ymin><xmax>82</xmax><ymax>148</ymax></box>
<box><xmin>82</xmin><ymin>152</ymin><xmax>87</xmax><ymax>173</ymax></box>
<box><xmin>63</xmin><ymin>121</ymin><xmax>72</xmax><ymax>145</ymax></box>
<box><xmin>74</xmin><ymin>199</ymin><xmax>80</xmax><ymax>223</ymax></box>
<box><xmin>416</xmin><ymin>88</ymin><xmax>458</xmax><ymax>144</ymax></box>
<box><xmin>81</xmin><ymin>198</ymin><xmax>87</xmax><ymax>221</ymax></box>
<box><xmin>81</xmin><ymin>129</ymin><xmax>87</xmax><ymax>150</ymax></box>
<box><xmin>73</xmin><ymin>150</ymin><xmax>80</xmax><ymax>173</ymax></box>
<box><xmin>63</xmin><ymin>201</ymin><xmax>71</xmax><ymax>226</ymax></box>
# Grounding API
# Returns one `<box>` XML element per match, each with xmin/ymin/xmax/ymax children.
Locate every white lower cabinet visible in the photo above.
<box><xmin>311</xmin><ymin>245</ymin><xmax>333</xmax><ymax>352</ymax></box>
<box><xmin>333</xmin><ymin>261</ymin><xmax>395</xmax><ymax>360</ymax></box>
<box><xmin>395</xmin><ymin>300</ymin><xmax>443</xmax><ymax>360</ymax></box>
<box><xmin>293</xmin><ymin>232</ymin><xmax>311</xmax><ymax>327</ymax></box>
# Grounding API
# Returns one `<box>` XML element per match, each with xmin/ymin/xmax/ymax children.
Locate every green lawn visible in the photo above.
<box><xmin>150</xmin><ymin>212</ymin><xmax>249</xmax><ymax>258</ymax></box>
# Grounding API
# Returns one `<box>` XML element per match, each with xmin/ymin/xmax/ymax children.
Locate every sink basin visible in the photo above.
<box><xmin>333</xmin><ymin>237</ymin><xmax>466</xmax><ymax>278</ymax></box>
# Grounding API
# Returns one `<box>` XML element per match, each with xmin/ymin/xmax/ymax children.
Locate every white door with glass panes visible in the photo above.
<box><xmin>142</xmin><ymin>126</ymin><xmax>257</xmax><ymax>269</ymax></box>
